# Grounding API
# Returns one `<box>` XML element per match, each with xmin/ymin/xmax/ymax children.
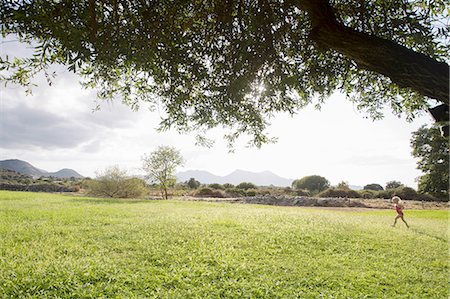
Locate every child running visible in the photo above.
<box><xmin>391</xmin><ymin>196</ymin><xmax>409</xmax><ymax>228</ymax></box>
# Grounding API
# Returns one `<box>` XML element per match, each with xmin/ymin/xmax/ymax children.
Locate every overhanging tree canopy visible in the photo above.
<box><xmin>1</xmin><ymin>0</ymin><xmax>449</xmax><ymax>145</ymax></box>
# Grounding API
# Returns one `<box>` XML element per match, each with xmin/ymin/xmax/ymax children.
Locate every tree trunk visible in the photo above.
<box><xmin>294</xmin><ymin>0</ymin><xmax>449</xmax><ymax>103</ymax></box>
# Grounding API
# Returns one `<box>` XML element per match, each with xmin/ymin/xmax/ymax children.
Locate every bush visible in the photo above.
<box><xmin>222</xmin><ymin>183</ymin><xmax>234</xmax><ymax>189</ymax></box>
<box><xmin>224</xmin><ymin>188</ymin><xmax>246</xmax><ymax>197</ymax></box>
<box><xmin>377</xmin><ymin>189</ymin><xmax>395</xmax><ymax>199</ymax></box>
<box><xmin>245</xmin><ymin>189</ymin><xmax>257</xmax><ymax>197</ymax></box>
<box><xmin>416</xmin><ymin>193</ymin><xmax>438</xmax><ymax>202</ymax></box>
<box><xmin>194</xmin><ymin>187</ymin><xmax>225</xmax><ymax>198</ymax></box>
<box><xmin>317</xmin><ymin>188</ymin><xmax>361</xmax><ymax>198</ymax></box>
<box><xmin>0</xmin><ymin>183</ymin><xmax>77</xmax><ymax>192</ymax></box>
<box><xmin>236</xmin><ymin>182</ymin><xmax>257</xmax><ymax>190</ymax></box>
<box><xmin>86</xmin><ymin>166</ymin><xmax>148</xmax><ymax>198</ymax></box>
<box><xmin>363</xmin><ymin>184</ymin><xmax>384</xmax><ymax>191</ymax></box>
<box><xmin>208</xmin><ymin>183</ymin><xmax>224</xmax><ymax>190</ymax></box>
<box><xmin>376</xmin><ymin>186</ymin><xmax>420</xmax><ymax>200</ymax></box>
<box><xmin>394</xmin><ymin>186</ymin><xmax>418</xmax><ymax>200</ymax></box>
<box><xmin>358</xmin><ymin>190</ymin><xmax>377</xmax><ymax>199</ymax></box>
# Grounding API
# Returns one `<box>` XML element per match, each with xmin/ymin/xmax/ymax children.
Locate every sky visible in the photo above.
<box><xmin>0</xmin><ymin>39</ymin><xmax>434</xmax><ymax>188</ymax></box>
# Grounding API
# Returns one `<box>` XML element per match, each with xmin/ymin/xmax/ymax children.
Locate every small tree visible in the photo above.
<box><xmin>186</xmin><ymin>178</ymin><xmax>201</xmax><ymax>189</ymax></box>
<box><xmin>142</xmin><ymin>146</ymin><xmax>184</xmax><ymax>199</ymax></box>
<box><xmin>363</xmin><ymin>184</ymin><xmax>384</xmax><ymax>191</ymax></box>
<box><xmin>292</xmin><ymin>175</ymin><xmax>330</xmax><ymax>194</ymax></box>
<box><xmin>86</xmin><ymin>166</ymin><xmax>147</xmax><ymax>198</ymax></box>
<box><xmin>385</xmin><ymin>181</ymin><xmax>403</xmax><ymax>190</ymax></box>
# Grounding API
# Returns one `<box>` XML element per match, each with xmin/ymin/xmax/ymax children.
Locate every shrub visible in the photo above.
<box><xmin>194</xmin><ymin>187</ymin><xmax>225</xmax><ymax>198</ymax></box>
<box><xmin>86</xmin><ymin>166</ymin><xmax>148</xmax><ymax>198</ymax></box>
<box><xmin>0</xmin><ymin>183</ymin><xmax>77</xmax><ymax>192</ymax></box>
<box><xmin>416</xmin><ymin>193</ymin><xmax>438</xmax><ymax>202</ymax></box>
<box><xmin>363</xmin><ymin>184</ymin><xmax>384</xmax><ymax>191</ymax></box>
<box><xmin>394</xmin><ymin>186</ymin><xmax>418</xmax><ymax>200</ymax></box>
<box><xmin>358</xmin><ymin>190</ymin><xmax>377</xmax><ymax>199</ymax></box>
<box><xmin>208</xmin><ymin>183</ymin><xmax>224</xmax><ymax>190</ymax></box>
<box><xmin>317</xmin><ymin>188</ymin><xmax>361</xmax><ymax>198</ymax></box>
<box><xmin>222</xmin><ymin>183</ymin><xmax>234</xmax><ymax>189</ymax></box>
<box><xmin>377</xmin><ymin>186</ymin><xmax>419</xmax><ymax>200</ymax></box>
<box><xmin>225</xmin><ymin>188</ymin><xmax>246</xmax><ymax>197</ymax></box>
<box><xmin>245</xmin><ymin>189</ymin><xmax>257</xmax><ymax>197</ymax></box>
<box><xmin>377</xmin><ymin>189</ymin><xmax>395</xmax><ymax>199</ymax></box>
<box><xmin>236</xmin><ymin>182</ymin><xmax>257</xmax><ymax>190</ymax></box>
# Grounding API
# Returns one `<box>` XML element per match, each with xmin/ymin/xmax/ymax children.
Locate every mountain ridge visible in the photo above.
<box><xmin>0</xmin><ymin>159</ymin><xmax>84</xmax><ymax>178</ymax></box>
<box><xmin>177</xmin><ymin>169</ymin><xmax>293</xmax><ymax>187</ymax></box>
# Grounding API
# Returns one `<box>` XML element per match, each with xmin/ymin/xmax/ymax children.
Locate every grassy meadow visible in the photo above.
<box><xmin>0</xmin><ymin>191</ymin><xmax>448</xmax><ymax>298</ymax></box>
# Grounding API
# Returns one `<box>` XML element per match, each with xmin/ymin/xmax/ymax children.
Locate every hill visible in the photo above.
<box><xmin>0</xmin><ymin>159</ymin><xmax>83</xmax><ymax>178</ymax></box>
<box><xmin>49</xmin><ymin>168</ymin><xmax>84</xmax><ymax>179</ymax></box>
<box><xmin>177</xmin><ymin>169</ymin><xmax>292</xmax><ymax>186</ymax></box>
<box><xmin>0</xmin><ymin>159</ymin><xmax>46</xmax><ymax>177</ymax></box>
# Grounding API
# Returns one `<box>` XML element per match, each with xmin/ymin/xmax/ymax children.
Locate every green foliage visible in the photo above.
<box><xmin>385</xmin><ymin>181</ymin><xmax>403</xmax><ymax>189</ymax></box>
<box><xmin>85</xmin><ymin>166</ymin><xmax>147</xmax><ymax>198</ymax></box>
<box><xmin>222</xmin><ymin>183</ymin><xmax>234</xmax><ymax>189</ymax></box>
<box><xmin>245</xmin><ymin>189</ymin><xmax>257</xmax><ymax>197</ymax></box>
<box><xmin>415</xmin><ymin>193</ymin><xmax>439</xmax><ymax>202</ymax></box>
<box><xmin>376</xmin><ymin>186</ymin><xmax>421</xmax><ymax>201</ymax></box>
<box><xmin>0</xmin><ymin>169</ymin><xmax>81</xmax><ymax>192</ymax></box>
<box><xmin>358</xmin><ymin>190</ymin><xmax>377</xmax><ymax>199</ymax></box>
<box><xmin>395</xmin><ymin>187</ymin><xmax>419</xmax><ymax>200</ymax></box>
<box><xmin>411</xmin><ymin>125</ymin><xmax>449</xmax><ymax>199</ymax></box>
<box><xmin>317</xmin><ymin>188</ymin><xmax>361</xmax><ymax>198</ymax></box>
<box><xmin>186</xmin><ymin>178</ymin><xmax>201</xmax><ymax>189</ymax></box>
<box><xmin>292</xmin><ymin>175</ymin><xmax>330</xmax><ymax>193</ymax></box>
<box><xmin>194</xmin><ymin>187</ymin><xmax>225</xmax><ymax>198</ymax></box>
<box><xmin>1</xmin><ymin>191</ymin><xmax>448</xmax><ymax>298</ymax></box>
<box><xmin>236</xmin><ymin>182</ymin><xmax>257</xmax><ymax>190</ymax></box>
<box><xmin>1</xmin><ymin>1</ymin><xmax>448</xmax><ymax>146</ymax></box>
<box><xmin>224</xmin><ymin>188</ymin><xmax>246</xmax><ymax>197</ymax></box>
<box><xmin>142</xmin><ymin>146</ymin><xmax>184</xmax><ymax>199</ymax></box>
<box><xmin>363</xmin><ymin>184</ymin><xmax>384</xmax><ymax>191</ymax></box>
<box><xmin>208</xmin><ymin>183</ymin><xmax>224</xmax><ymax>190</ymax></box>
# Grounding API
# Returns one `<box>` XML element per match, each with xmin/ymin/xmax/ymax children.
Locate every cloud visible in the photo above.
<box><xmin>0</xmin><ymin>65</ymin><xmax>156</xmax><ymax>152</ymax></box>
<box><xmin>0</xmin><ymin>103</ymin><xmax>97</xmax><ymax>149</ymax></box>
<box><xmin>340</xmin><ymin>154</ymin><xmax>412</xmax><ymax>166</ymax></box>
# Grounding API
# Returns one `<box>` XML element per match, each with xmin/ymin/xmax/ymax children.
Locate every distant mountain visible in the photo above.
<box><xmin>176</xmin><ymin>170</ymin><xmax>223</xmax><ymax>184</ymax></box>
<box><xmin>177</xmin><ymin>169</ymin><xmax>293</xmax><ymax>187</ymax></box>
<box><xmin>0</xmin><ymin>159</ymin><xmax>83</xmax><ymax>179</ymax></box>
<box><xmin>49</xmin><ymin>168</ymin><xmax>84</xmax><ymax>179</ymax></box>
<box><xmin>0</xmin><ymin>159</ymin><xmax>46</xmax><ymax>177</ymax></box>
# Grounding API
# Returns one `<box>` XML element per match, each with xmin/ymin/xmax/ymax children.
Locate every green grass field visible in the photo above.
<box><xmin>0</xmin><ymin>191</ymin><xmax>448</xmax><ymax>298</ymax></box>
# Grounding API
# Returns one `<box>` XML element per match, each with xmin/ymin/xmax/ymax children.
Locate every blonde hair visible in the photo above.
<box><xmin>392</xmin><ymin>196</ymin><xmax>401</xmax><ymax>204</ymax></box>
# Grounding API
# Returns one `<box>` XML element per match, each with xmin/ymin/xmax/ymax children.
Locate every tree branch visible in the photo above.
<box><xmin>293</xmin><ymin>0</ymin><xmax>449</xmax><ymax>103</ymax></box>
